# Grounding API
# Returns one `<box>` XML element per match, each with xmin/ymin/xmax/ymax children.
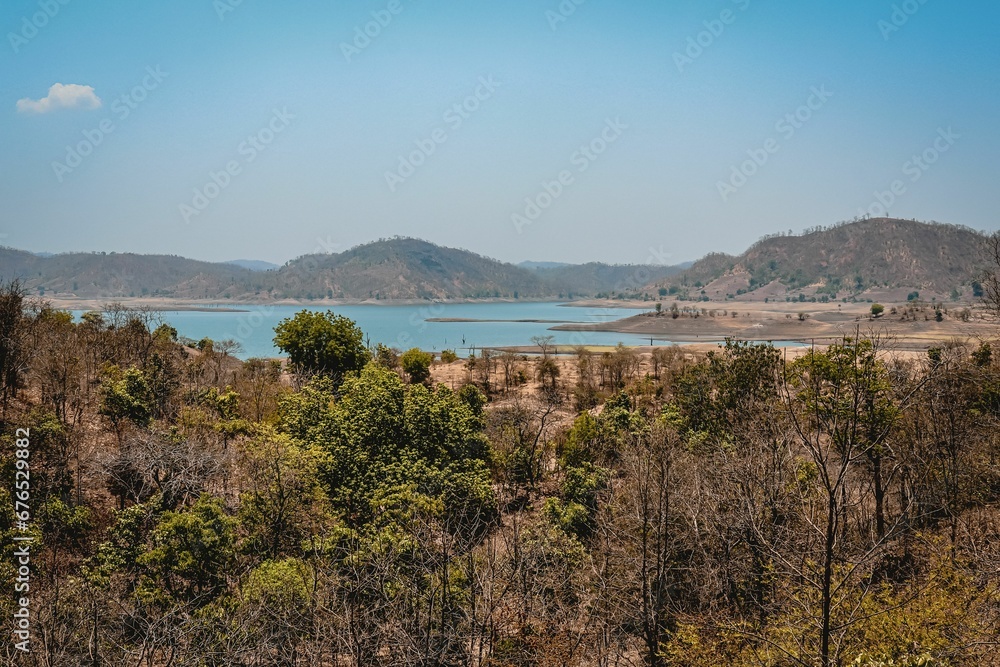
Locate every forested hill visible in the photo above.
<box><xmin>656</xmin><ymin>218</ymin><xmax>989</xmax><ymax>300</ymax></box>
<box><xmin>0</xmin><ymin>247</ymin><xmax>255</xmax><ymax>300</ymax></box>
<box><xmin>272</xmin><ymin>238</ymin><xmax>549</xmax><ymax>300</ymax></box>
<box><xmin>0</xmin><ymin>238</ymin><xmax>683</xmax><ymax>301</ymax></box>
<box><xmin>1</xmin><ymin>220</ymin><xmax>989</xmax><ymax>302</ymax></box>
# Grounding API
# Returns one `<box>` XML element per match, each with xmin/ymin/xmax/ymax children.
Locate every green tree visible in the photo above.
<box><xmin>99</xmin><ymin>366</ymin><xmax>154</xmax><ymax>438</ymax></box>
<box><xmin>238</xmin><ymin>429</ymin><xmax>330</xmax><ymax>559</ymax></box>
<box><xmin>871</xmin><ymin>303</ymin><xmax>885</xmax><ymax>318</ymax></box>
<box><xmin>137</xmin><ymin>494</ymin><xmax>235</xmax><ymax>605</ymax></box>
<box><xmin>242</xmin><ymin>556</ymin><xmax>312</xmax><ymax>612</ymax></box>
<box><xmin>273</xmin><ymin>310</ymin><xmax>370</xmax><ymax>385</ymax></box>
<box><xmin>972</xmin><ymin>342</ymin><xmax>992</xmax><ymax>367</ymax></box>
<box><xmin>153</xmin><ymin>323</ymin><xmax>178</xmax><ymax>342</ymax></box>
<box><xmin>670</xmin><ymin>339</ymin><xmax>782</xmax><ymax>446</ymax></box>
<box><xmin>281</xmin><ymin>364</ymin><xmax>495</xmax><ymax>533</ymax></box>
<box><xmin>401</xmin><ymin>347</ymin><xmax>434</xmax><ymax>384</ymax></box>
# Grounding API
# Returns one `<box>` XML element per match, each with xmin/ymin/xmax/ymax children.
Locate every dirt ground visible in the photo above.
<box><xmin>426</xmin><ymin>331</ymin><xmax>984</xmax><ymax>412</ymax></box>
<box><xmin>555</xmin><ymin>300</ymin><xmax>997</xmax><ymax>351</ymax></box>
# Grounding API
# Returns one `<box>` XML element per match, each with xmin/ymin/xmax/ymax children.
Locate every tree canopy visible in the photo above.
<box><xmin>273</xmin><ymin>309</ymin><xmax>370</xmax><ymax>384</ymax></box>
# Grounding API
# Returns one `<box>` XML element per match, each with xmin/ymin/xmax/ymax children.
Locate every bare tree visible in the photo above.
<box><xmin>488</xmin><ymin>392</ymin><xmax>559</xmax><ymax>493</ymax></box>
<box><xmin>605</xmin><ymin>344</ymin><xmax>640</xmax><ymax>389</ymax></box>
<box><xmin>0</xmin><ymin>280</ymin><xmax>32</xmax><ymax>415</ymax></box>
<box><xmin>981</xmin><ymin>230</ymin><xmax>1000</xmax><ymax>316</ymax></box>
<box><xmin>605</xmin><ymin>420</ymin><xmax>683</xmax><ymax>667</ymax></box>
<box><xmin>103</xmin><ymin>430</ymin><xmax>225</xmax><ymax>509</ymax></box>
<box><xmin>778</xmin><ymin>335</ymin><xmax>927</xmax><ymax>667</ymax></box>
<box><xmin>498</xmin><ymin>350</ymin><xmax>525</xmax><ymax>393</ymax></box>
<box><xmin>530</xmin><ymin>334</ymin><xmax>555</xmax><ymax>358</ymax></box>
<box><xmin>234</xmin><ymin>357</ymin><xmax>284</xmax><ymax>422</ymax></box>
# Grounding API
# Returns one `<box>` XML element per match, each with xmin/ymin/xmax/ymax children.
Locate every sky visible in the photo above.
<box><xmin>1</xmin><ymin>0</ymin><xmax>998</xmax><ymax>267</ymax></box>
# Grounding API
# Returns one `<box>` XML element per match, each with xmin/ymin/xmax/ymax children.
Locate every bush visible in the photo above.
<box><xmin>373</xmin><ymin>343</ymin><xmax>399</xmax><ymax>369</ymax></box>
<box><xmin>400</xmin><ymin>348</ymin><xmax>434</xmax><ymax>384</ymax></box>
<box><xmin>972</xmin><ymin>342</ymin><xmax>992</xmax><ymax>367</ymax></box>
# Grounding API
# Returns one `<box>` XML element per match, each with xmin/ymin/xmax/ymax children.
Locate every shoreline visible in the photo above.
<box><xmin>427</xmin><ymin>318</ymin><xmax>575</xmax><ymax>324</ymax></box>
<box><xmin>40</xmin><ymin>297</ymin><xmax>996</xmax><ymax>355</ymax></box>
<box><xmin>549</xmin><ymin>302</ymin><xmax>999</xmax><ymax>351</ymax></box>
<box><xmin>42</xmin><ymin>296</ymin><xmax>654</xmax><ymax>313</ymax></box>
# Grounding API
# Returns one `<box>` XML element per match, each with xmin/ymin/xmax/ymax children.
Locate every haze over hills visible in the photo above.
<box><xmin>518</xmin><ymin>261</ymin><xmax>572</xmax><ymax>270</ymax></box>
<box><xmin>657</xmin><ymin>218</ymin><xmax>991</xmax><ymax>302</ymax></box>
<box><xmin>227</xmin><ymin>259</ymin><xmax>280</xmax><ymax>272</ymax></box>
<box><xmin>532</xmin><ymin>262</ymin><xmax>682</xmax><ymax>296</ymax></box>
<box><xmin>0</xmin><ymin>220</ymin><xmax>991</xmax><ymax>303</ymax></box>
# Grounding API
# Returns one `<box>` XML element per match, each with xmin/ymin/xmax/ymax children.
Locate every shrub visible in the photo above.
<box><xmin>400</xmin><ymin>348</ymin><xmax>434</xmax><ymax>384</ymax></box>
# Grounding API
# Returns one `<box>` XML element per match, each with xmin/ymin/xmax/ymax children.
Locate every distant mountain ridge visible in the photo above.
<box><xmin>0</xmin><ymin>247</ymin><xmax>255</xmax><ymax>300</ymax></box>
<box><xmin>0</xmin><ymin>238</ymin><xmax>684</xmax><ymax>301</ymax></box>
<box><xmin>1</xmin><ymin>220</ymin><xmax>989</xmax><ymax>302</ymax></box>
<box><xmin>657</xmin><ymin>218</ymin><xmax>990</xmax><ymax>301</ymax></box>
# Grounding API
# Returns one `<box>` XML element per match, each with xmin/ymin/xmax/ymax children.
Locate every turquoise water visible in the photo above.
<box><xmin>77</xmin><ymin>302</ymin><xmax>663</xmax><ymax>359</ymax></box>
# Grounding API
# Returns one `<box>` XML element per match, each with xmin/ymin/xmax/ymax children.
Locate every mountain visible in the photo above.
<box><xmin>0</xmin><ymin>247</ymin><xmax>260</xmax><ymax>299</ymax></box>
<box><xmin>2</xmin><ymin>220</ymin><xmax>983</xmax><ymax>303</ymax></box>
<box><xmin>227</xmin><ymin>259</ymin><xmax>280</xmax><ymax>272</ymax></box>
<box><xmin>270</xmin><ymin>239</ymin><xmax>690</xmax><ymax>300</ymax></box>
<box><xmin>656</xmin><ymin>218</ymin><xmax>989</xmax><ymax>301</ymax></box>
<box><xmin>0</xmin><ymin>239</ymin><xmax>683</xmax><ymax>301</ymax></box>
<box><xmin>271</xmin><ymin>238</ymin><xmax>549</xmax><ymax>300</ymax></box>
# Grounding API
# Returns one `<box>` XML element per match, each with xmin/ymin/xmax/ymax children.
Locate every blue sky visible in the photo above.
<box><xmin>1</xmin><ymin>0</ymin><xmax>998</xmax><ymax>265</ymax></box>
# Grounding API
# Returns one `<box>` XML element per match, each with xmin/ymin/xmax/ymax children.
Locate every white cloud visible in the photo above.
<box><xmin>16</xmin><ymin>83</ymin><xmax>102</xmax><ymax>114</ymax></box>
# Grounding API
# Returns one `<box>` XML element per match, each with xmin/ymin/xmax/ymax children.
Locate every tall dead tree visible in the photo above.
<box><xmin>0</xmin><ymin>280</ymin><xmax>30</xmax><ymax>417</ymax></box>
<box><xmin>982</xmin><ymin>231</ymin><xmax>1000</xmax><ymax>316</ymax></box>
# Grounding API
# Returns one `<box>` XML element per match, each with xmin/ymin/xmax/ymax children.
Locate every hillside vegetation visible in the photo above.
<box><xmin>659</xmin><ymin>218</ymin><xmax>989</xmax><ymax>301</ymax></box>
<box><xmin>0</xmin><ymin>238</ymin><xmax>681</xmax><ymax>301</ymax></box>
<box><xmin>0</xmin><ymin>247</ymin><xmax>259</xmax><ymax>300</ymax></box>
<box><xmin>1</xmin><ymin>220</ymin><xmax>991</xmax><ymax>303</ymax></box>
<box><xmin>273</xmin><ymin>238</ymin><xmax>549</xmax><ymax>300</ymax></box>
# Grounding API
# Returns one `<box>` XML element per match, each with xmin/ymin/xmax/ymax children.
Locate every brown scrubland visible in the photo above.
<box><xmin>1</xmin><ymin>276</ymin><xmax>1000</xmax><ymax>667</ymax></box>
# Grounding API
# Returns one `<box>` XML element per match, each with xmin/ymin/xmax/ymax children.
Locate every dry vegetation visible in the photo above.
<box><xmin>659</xmin><ymin>218</ymin><xmax>989</xmax><ymax>303</ymax></box>
<box><xmin>555</xmin><ymin>299</ymin><xmax>1000</xmax><ymax>351</ymax></box>
<box><xmin>2</xmin><ymin>269</ymin><xmax>1000</xmax><ymax>667</ymax></box>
